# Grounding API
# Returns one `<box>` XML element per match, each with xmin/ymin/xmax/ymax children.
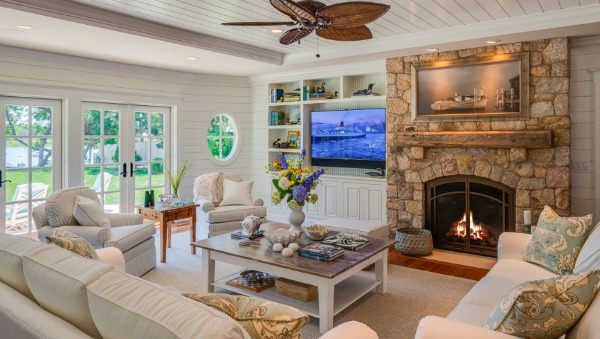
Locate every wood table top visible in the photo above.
<box><xmin>192</xmin><ymin>222</ymin><xmax>397</xmax><ymax>279</ymax></box>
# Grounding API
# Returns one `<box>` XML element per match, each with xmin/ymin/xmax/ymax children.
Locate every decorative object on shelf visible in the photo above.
<box><xmin>270</xmin><ymin>111</ymin><xmax>278</xmax><ymax>126</ymax></box>
<box><xmin>303</xmin><ymin>225</ymin><xmax>329</xmax><ymax>240</ymax></box>
<box><xmin>272</xmin><ymin>138</ymin><xmax>290</xmax><ymax>149</ymax></box>
<box><xmin>278</xmin><ymin>111</ymin><xmax>285</xmax><ymax>125</ymax></box>
<box><xmin>265</xmin><ymin>228</ymin><xmax>300</xmax><ymax>246</ymax></box>
<box><xmin>241</xmin><ymin>270</ymin><xmax>268</xmax><ymax>283</ymax></box>
<box><xmin>165</xmin><ymin>161</ymin><xmax>192</xmax><ymax>198</ymax></box>
<box><xmin>222</xmin><ymin>0</ymin><xmax>390</xmax><ymax>45</ymax></box>
<box><xmin>287</xmin><ymin>131</ymin><xmax>300</xmax><ymax>148</ymax></box>
<box><xmin>352</xmin><ymin>83</ymin><xmax>380</xmax><ymax>96</ymax></box>
<box><xmin>158</xmin><ymin>193</ymin><xmax>177</xmax><ymax>206</ymax></box>
<box><xmin>241</xmin><ymin>214</ymin><xmax>262</xmax><ymax>236</ymax></box>
<box><xmin>317</xmin><ymin>82</ymin><xmax>325</xmax><ymax>93</ymax></box>
<box><xmin>265</xmin><ymin>149</ymin><xmax>325</xmax><ymax>231</ymax></box>
<box><xmin>322</xmin><ymin>233</ymin><xmax>369</xmax><ymax>251</ymax></box>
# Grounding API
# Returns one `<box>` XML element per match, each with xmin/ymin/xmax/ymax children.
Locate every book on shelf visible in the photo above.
<box><xmin>270</xmin><ymin>111</ymin><xmax>279</xmax><ymax>126</ymax></box>
<box><xmin>230</xmin><ymin>230</ymin><xmax>264</xmax><ymax>240</ymax></box>
<box><xmin>297</xmin><ymin>243</ymin><xmax>344</xmax><ymax>261</ymax></box>
<box><xmin>303</xmin><ymin>85</ymin><xmax>315</xmax><ymax>100</ymax></box>
<box><xmin>269</xmin><ymin>88</ymin><xmax>284</xmax><ymax>103</ymax></box>
<box><xmin>283</xmin><ymin>93</ymin><xmax>301</xmax><ymax>102</ymax></box>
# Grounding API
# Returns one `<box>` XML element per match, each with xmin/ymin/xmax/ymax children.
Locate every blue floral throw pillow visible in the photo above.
<box><xmin>523</xmin><ymin>205</ymin><xmax>592</xmax><ymax>275</ymax></box>
<box><xmin>484</xmin><ymin>270</ymin><xmax>600</xmax><ymax>339</ymax></box>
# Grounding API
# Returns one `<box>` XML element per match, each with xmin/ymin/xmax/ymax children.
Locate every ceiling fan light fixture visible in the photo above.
<box><xmin>485</xmin><ymin>39</ymin><xmax>501</xmax><ymax>44</ymax></box>
<box><xmin>16</xmin><ymin>25</ymin><xmax>33</xmax><ymax>30</ymax></box>
<box><xmin>426</xmin><ymin>48</ymin><xmax>438</xmax><ymax>52</ymax></box>
<box><xmin>186</xmin><ymin>57</ymin><xmax>198</xmax><ymax>60</ymax></box>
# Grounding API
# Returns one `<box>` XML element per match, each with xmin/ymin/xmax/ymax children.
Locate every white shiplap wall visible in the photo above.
<box><xmin>0</xmin><ymin>46</ymin><xmax>252</xmax><ymax>202</ymax></box>
<box><xmin>570</xmin><ymin>37</ymin><xmax>600</xmax><ymax>220</ymax></box>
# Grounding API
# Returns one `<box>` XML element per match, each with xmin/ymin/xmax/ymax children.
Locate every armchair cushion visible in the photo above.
<box><xmin>45</xmin><ymin>187</ymin><xmax>100</xmax><ymax>227</ymax></box>
<box><xmin>204</xmin><ymin>205</ymin><xmax>267</xmax><ymax>224</ymax></box>
<box><xmin>196</xmin><ymin>199</ymin><xmax>216</xmax><ymax>213</ymax></box>
<box><xmin>221</xmin><ymin>179</ymin><xmax>254</xmax><ymax>206</ymax></box>
<box><xmin>45</xmin><ymin>229</ymin><xmax>100</xmax><ymax>260</ymax></box>
<box><xmin>104</xmin><ymin>221</ymin><xmax>156</xmax><ymax>253</ymax></box>
<box><xmin>193</xmin><ymin>172</ymin><xmax>223</xmax><ymax>205</ymax></box>
<box><xmin>107</xmin><ymin>213</ymin><xmax>143</xmax><ymax>227</ymax></box>
<box><xmin>73</xmin><ymin>195</ymin><xmax>111</xmax><ymax>230</ymax></box>
<box><xmin>37</xmin><ymin>225</ymin><xmax>110</xmax><ymax>249</ymax></box>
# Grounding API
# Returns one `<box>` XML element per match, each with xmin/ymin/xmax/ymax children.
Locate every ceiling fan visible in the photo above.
<box><xmin>222</xmin><ymin>0</ymin><xmax>390</xmax><ymax>45</ymax></box>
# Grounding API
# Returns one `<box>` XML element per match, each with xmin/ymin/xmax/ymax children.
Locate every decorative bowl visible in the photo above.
<box><xmin>303</xmin><ymin>225</ymin><xmax>329</xmax><ymax>241</ymax></box>
<box><xmin>264</xmin><ymin>228</ymin><xmax>300</xmax><ymax>246</ymax></box>
<box><xmin>241</xmin><ymin>270</ymin><xmax>268</xmax><ymax>283</ymax></box>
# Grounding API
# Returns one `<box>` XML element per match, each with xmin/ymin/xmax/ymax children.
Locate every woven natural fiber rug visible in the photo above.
<box><xmin>143</xmin><ymin>232</ymin><xmax>476</xmax><ymax>339</ymax></box>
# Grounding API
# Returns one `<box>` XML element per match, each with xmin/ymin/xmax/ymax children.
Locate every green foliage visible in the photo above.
<box><xmin>112</xmin><ymin>145</ymin><xmax>119</xmax><ymax>163</ymax></box>
<box><xmin>165</xmin><ymin>161</ymin><xmax>192</xmax><ymax>197</ymax></box>
<box><xmin>6</xmin><ymin>105</ymin><xmax>53</xmax><ymax>167</ymax></box>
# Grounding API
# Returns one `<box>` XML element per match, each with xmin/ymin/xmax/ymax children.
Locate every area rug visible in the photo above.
<box><xmin>143</xmin><ymin>233</ymin><xmax>477</xmax><ymax>339</ymax></box>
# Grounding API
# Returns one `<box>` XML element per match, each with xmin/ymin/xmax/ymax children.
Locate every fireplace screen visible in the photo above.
<box><xmin>425</xmin><ymin>176</ymin><xmax>515</xmax><ymax>257</ymax></box>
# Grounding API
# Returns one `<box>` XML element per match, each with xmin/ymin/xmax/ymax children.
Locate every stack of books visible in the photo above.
<box><xmin>283</xmin><ymin>92</ymin><xmax>301</xmax><ymax>102</ymax></box>
<box><xmin>297</xmin><ymin>243</ymin><xmax>344</xmax><ymax>261</ymax></box>
<box><xmin>269</xmin><ymin>88</ymin><xmax>284</xmax><ymax>103</ymax></box>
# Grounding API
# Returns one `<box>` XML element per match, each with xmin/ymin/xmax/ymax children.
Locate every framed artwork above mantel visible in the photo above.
<box><xmin>411</xmin><ymin>52</ymin><xmax>529</xmax><ymax>122</ymax></box>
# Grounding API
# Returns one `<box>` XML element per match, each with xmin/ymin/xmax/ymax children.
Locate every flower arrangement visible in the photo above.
<box><xmin>266</xmin><ymin>149</ymin><xmax>325</xmax><ymax>209</ymax></box>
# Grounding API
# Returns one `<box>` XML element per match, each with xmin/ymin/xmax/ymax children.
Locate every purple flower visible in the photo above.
<box><xmin>292</xmin><ymin>185</ymin><xmax>309</xmax><ymax>202</ymax></box>
<box><xmin>278</xmin><ymin>154</ymin><xmax>288</xmax><ymax>170</ymax></box>
<box><xmin>301</xmin><ymin>149</ymin><xmax>306</xmax><ymax>160</ymax></box>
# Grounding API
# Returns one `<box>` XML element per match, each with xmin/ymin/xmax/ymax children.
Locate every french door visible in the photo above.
<box><xmin>81</xmin><ymin>103</ymin><xmax>170</xmax><ymax>213</ymax></box>
<box><xmin>0</xmin><ymin>97</ymin><xmax>62</xmax><ymax>234</ymax></box>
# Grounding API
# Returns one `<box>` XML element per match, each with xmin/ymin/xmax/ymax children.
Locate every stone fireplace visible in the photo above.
<box><xmin>426</xmin><ymin>175</ymin><xmax>515</xmax><ymax>257</ymax></box>
<box><xmin>385</xmin><ymin>38</ymin><xmax>571</xmax><ymax>256</ymax></box>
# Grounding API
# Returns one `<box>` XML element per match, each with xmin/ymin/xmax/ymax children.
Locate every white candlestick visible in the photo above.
<box><xmin>524</xmin><ymin>210</ymin><xmax>532</xmax><ymax>225</ymax></box>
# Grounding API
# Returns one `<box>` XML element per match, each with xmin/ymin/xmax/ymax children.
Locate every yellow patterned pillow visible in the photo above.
<box><xmin>184</xmin><ymin>293</ymin><xmax>308</xmax><ymax>339</ymax></box>
<box><xmin>45</xmin><ymin>229</ymin><xmax>100</xmax><ymax>260</ymax></box>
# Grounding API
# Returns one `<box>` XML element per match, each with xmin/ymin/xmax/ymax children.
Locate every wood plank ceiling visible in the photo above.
<box><xmin>70</xmin><ymin>0</ymin><xmax>600</xmax><ymax>55</ymax></box>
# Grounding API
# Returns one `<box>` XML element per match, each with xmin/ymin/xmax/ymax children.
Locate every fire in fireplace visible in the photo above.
<box><xmin>425</xmin><ymin>176</ymin><xmax>514</xmax><ymax>257</ymax></box>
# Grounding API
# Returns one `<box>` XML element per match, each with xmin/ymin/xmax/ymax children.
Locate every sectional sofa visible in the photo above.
<box><xmin>0</xmin><ymin>233</ymin><xmax>376</xmax><ymax>339</ymax></box>
<box><xmin>415</xmin><ymin>227</ymin><xmax>600</xmax><ymax>338</ymax></box>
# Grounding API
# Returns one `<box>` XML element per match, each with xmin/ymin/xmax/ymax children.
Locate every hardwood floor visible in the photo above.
<box><xmin>166</xmin><ymin>221</ymin><xmax>489</xmax><ymax>281</ymax></box>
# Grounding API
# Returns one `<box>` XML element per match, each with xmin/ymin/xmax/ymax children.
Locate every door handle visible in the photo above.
<box><xmin>130</xmin><ymin>162</ymin><xmax>136</xmax><ymax>177</ymax></box>
<box><xmin>0</xmin><ymin>170</ymin><xmax>11</xmax><ymax>187</ymax></box>
<box><xmin>119</xmin><ymin>163</ymin><xmax>128</xmax><ymax>178</ymax></box>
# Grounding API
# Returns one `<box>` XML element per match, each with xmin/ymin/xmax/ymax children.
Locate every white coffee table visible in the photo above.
<box><xmin>192</xmin><ymin>222</ymin><xmax>396</xmax><ymax>333</ymax></box>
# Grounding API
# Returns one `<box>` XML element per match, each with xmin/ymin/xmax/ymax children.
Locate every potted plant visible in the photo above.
<box><xmin>165</xmin><ymin>161</ymin><xmax>192</xmax><ymax>198</ymax></box>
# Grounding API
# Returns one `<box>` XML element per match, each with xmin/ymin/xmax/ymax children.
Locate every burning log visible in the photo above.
<box><xmin>446</xmin><ymin>211</ymin><xmax>498</xmax><ymax>247</ymax></box>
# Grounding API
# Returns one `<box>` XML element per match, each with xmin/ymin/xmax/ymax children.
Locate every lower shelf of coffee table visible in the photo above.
<box><xmin>213</xmin><ymin>272</ymin><xmax>379</xmax><ymax>318</ymax></box>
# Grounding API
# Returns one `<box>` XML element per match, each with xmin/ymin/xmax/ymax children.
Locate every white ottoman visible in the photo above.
<box><xmin>313</xmin><ymin>218</ymin><xmax>389</xmax><ymax>238</ymax></box>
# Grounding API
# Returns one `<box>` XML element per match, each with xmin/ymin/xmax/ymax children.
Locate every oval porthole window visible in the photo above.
<box><xmin>207</xmin><ymin>113</ymin><xmax>238</xmax><ymax>161</ymax></box>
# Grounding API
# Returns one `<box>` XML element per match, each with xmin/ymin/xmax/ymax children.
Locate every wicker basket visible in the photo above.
<box><xmin>395</xmin><ymin>228</ymin><xmax>433</xmax><ymax>256</ymax></box>
<box><xmin>275</xmin><ymin>278</ymin><xmax>318</xmax><ymax>302</ymax></box>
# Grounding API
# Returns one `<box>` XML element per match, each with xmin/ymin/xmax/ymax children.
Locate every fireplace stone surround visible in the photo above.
<box><xmin>385</xmin><ymin>37</ymin><xmax>571</xmax><ymax>237</ymax></box>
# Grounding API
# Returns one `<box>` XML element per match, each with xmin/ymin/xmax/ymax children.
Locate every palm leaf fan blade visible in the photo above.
<box><xmin>317</xmin><ymin>2</ymin><xmax>390</xmax><ymax>28</ymax></box>
<box><xmin>270</xmin><ymin>0</ymin><xmax>317</xmax><ymax>23</ymax></box>
<box><xmin>280</xmin><ymin>27</ymin><xmax>314</xmax><ymax>45</ymax></box>
<box><xmin>316</xmin><ymin>26</ymin><xmax>372</xmax><ymax>41</ymax></box>
<box><xmin>222</xmin><ymin>21</ymin><xmax>296</xmax><ymax>26</ymax></box>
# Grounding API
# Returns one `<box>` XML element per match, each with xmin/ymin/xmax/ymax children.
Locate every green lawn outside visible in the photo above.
<box><xmin>6</xmin><ymin>168</ymin><xmax>165</xmax><ymax>205</ymax></box>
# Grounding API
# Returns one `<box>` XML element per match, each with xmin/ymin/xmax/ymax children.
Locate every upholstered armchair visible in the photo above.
<box><xmin>33</xmin><ymin>186</ymin><xmax>156</xmax><ymax>277</ymax></box>
<box><xmin>194</xmin><ymin>172</ymin><xmax>267</xmax><ymax>238</ymax></box>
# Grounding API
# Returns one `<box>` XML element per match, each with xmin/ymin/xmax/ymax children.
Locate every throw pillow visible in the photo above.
<box><xmin>220</xmin><ymin>179</ymin><xmax>254</xmax><ymax>206</ymax></box>
<box><xmin>73</xmin><ymin>195</ymin><xmax>111</xmax><ymax>229</ymax></box>
<box><xmin>183</xmin><ymin>293</ymin><xmax>308</xmax><ymax>339</ymax></box>
<box><xmin>193</xmin><ymin>172</ymin><xmax>223</xmax><ymax>204</ymax></box>
<box><xmin>45</xmin><ymin>229</ymin><xmax>100</xmax><ymax>260</ymax></box>
<box><xmin>484</xmin><ymin>270</ymin><xmax>600</xmax><ymax>339</ymax></box>
<box><xmin>574</xmin><ymin>222</ymin><xmax>600</xmax><ymax>273</ymax></box>
<box><xmin>523</xmin><ymin>205</ymin><xmax>592</xmax><ymax>275</ymax></box>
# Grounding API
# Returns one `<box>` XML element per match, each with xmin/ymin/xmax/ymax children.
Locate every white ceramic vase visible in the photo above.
<box><xmin>288</xmin><ymin>205</ymin><xmax>305</xmax><ymax>233</ymax></box>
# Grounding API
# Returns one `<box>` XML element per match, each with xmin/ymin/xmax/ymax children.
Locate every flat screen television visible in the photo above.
<box><xmin>310</xmin><ymin>108</ymin><xmax>386</xmax><ymax>169</ymax></box>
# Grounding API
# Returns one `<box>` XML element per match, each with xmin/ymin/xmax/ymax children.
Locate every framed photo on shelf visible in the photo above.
<box><xmin>411</xmin><ymin>52</ymin><xmax>529</xmax><ymax>121</ymax></box>
<box><xmin>282</xmin><ymin>152</ymin><xmax>300</xmax><ymax>163</ymax></box>
<box><xmin>287</xmin><ymin>131</ymin><xmax>300</xmax><ymax>148</ymax></box>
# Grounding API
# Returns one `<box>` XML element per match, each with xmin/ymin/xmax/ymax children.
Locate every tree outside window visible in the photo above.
<box><xmin>207</xmin><ymin>114</ymin><xmax>237</xmax><ymax>160</ymax></box>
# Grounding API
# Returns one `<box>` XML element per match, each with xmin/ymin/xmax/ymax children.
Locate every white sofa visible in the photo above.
<box><xmin>415</xmin><ymin>228</ymin><xmax>600</xmax><ymax>339</ymax></box>
<box><xmin>0</xmin><ymin>234</ymin><xmax>377</xmax><ymax>339</ymax></box>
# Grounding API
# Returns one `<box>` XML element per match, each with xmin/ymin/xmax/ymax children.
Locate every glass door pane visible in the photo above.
<box><xmin>82</xmin><ymin>105</ymin><xmax>122</xmax><ymax>212</ymax></box>
<box><xmin>1</xmin><ymin>97</ymin><xmax>61</xmax><ymax>234</ymax></box>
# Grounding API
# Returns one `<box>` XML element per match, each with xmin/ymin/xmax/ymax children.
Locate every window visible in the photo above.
<box><xmin>207</xmin><ymin>114</ymin><xmax>237</xmax><ymax>160</ymax></box>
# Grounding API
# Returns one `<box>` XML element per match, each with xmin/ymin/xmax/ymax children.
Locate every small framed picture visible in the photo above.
<box><xmin>282</xmin><ymin>152</ymin><xmax>300</xmax><ymax>163</ymax></box>
<box><xmin>287</xmin><ymin>131</ymin><xmax>300</xmax><ymax>148</ymax></box>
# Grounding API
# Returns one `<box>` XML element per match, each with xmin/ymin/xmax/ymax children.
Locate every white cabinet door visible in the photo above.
<box><xmin>363</xmin><ymin>184</ymin><xmax>385</xmax><ymax>223</ymax></box>
<box><xmin>321</xmin><ymin>179</ymin><xmax>342</xmax><ymax>218</ymax></box>
<box><xmin>343</xmin><ymin>183</ymin><xmax>362</xmax><ymax>220</ymax></box>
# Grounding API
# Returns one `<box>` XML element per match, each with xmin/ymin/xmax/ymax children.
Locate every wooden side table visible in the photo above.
<box><xmin>137</xmin><ymin>203</ymin><xmax>198</xmax><ymax>263</ymax></box>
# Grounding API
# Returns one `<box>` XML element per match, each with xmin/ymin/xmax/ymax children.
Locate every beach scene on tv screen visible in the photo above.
<box><xmin>311</xmin><ymin>109</ymin><xmax>386</xmax><ymax>161</ymax></box>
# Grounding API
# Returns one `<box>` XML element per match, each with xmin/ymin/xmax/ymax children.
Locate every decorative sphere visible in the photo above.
<box><xmin>282</xmin><ymin>248</ymin><xmax>294</xmax><ymax>257</ymax></box>
<box><xmin>288</xmin><ymin>243</ymin><xmax>299</xmax><ymax>252</ymax></box>
<box><xmin>272</xmin><ymin>243</ymin><xmax>284</xmax><ymax>252</ymax></box>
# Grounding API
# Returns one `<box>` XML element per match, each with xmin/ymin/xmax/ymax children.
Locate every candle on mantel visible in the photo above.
<box><xmin>524</xmin><ymin>210</ymin><xmax>532</xmax><ymax>225</ymax></box>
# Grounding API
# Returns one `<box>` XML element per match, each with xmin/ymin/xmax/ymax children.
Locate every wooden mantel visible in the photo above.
<box><xmin>393</xmin><ymin>131</ymin><xmax>552</xmax><ymax>149</ymax></box>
